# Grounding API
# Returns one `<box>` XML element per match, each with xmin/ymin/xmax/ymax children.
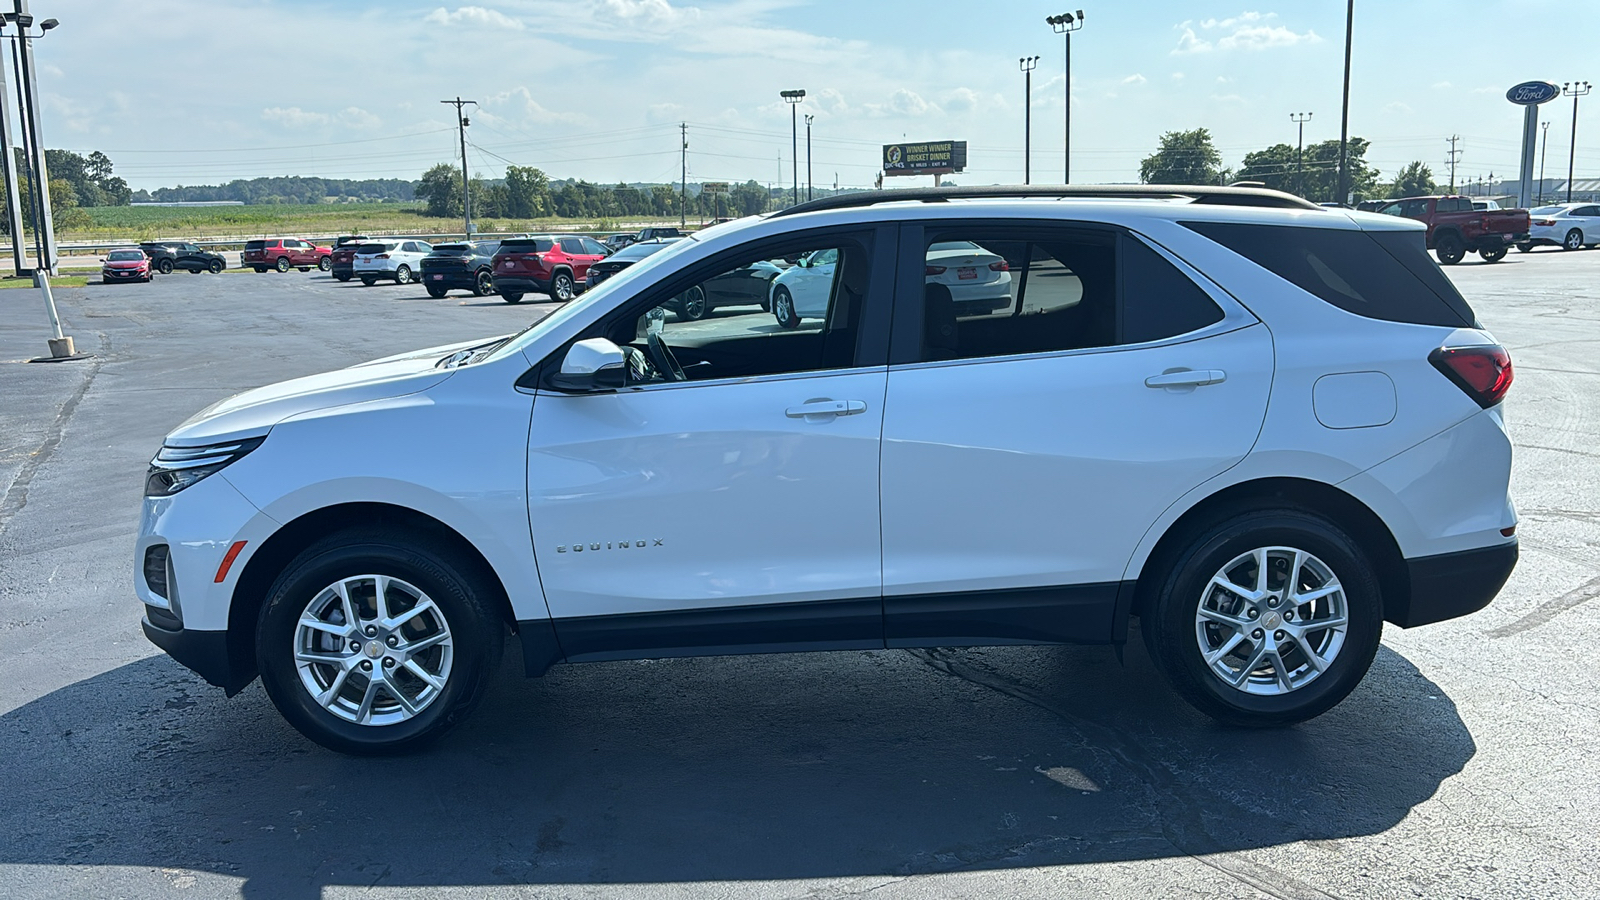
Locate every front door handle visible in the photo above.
<box><xmin>786</xmin><ymin>399</ymin><xmax>867</xmax><ymax>419</ymax></box>
<box><xmin>1145</xmin><ymin>368</ymin><xmax>1227</xmax><ymax>388</ymax></box>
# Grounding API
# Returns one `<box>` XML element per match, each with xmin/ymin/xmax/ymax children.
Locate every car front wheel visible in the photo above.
<box><xmin>255</xmin><ymin>529</ymin><xmax>503</xmax><ymax>755</ymax></box>
<box><xmin>1142</xmin><ymin>507</ymin><xmax>1382</xmax><ymax>727</ymax></box>
<box><xmin>772</xmin><ymin>286</ymin><xmax>800</xmax><ymax>329</ymax></box>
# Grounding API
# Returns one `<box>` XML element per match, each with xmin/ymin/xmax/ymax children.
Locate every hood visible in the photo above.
<box><xmin>163</xmin><ymin>336</ymin><xmax>503</xmax><ymax>447</ymax></box>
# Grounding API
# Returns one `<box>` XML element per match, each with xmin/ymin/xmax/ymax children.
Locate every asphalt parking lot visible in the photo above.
<box><xmin>1</xmin><ymin>252</ymin><xmax>1597</xmax><ymax>899</ymax></box>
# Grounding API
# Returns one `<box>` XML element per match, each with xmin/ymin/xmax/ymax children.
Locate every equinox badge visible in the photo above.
<box><xmin>556</xmin><ymin>539</ymin><xmax>664</xmax><ymax>553</ymax></box>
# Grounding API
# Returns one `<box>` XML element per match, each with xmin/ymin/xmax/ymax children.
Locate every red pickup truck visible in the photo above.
<box><xmin>1372</xmin><ymin>196</ymin><xmax>1530</xmax><ymax>265</ymax></box>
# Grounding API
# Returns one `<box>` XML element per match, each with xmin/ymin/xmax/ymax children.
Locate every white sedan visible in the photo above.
<box><xmin>1521</xmin><ymin>203</ymin><xmax>1600</xmax><ymax>252</ymax></box>
<box><xmin>769</xmin><ymin>248</ymin><xmax>838</xmax><ymax>328</ymax></box>
<box><xmin>925</xmin><ymin>240</ymin><xmax>1014</xmax><ymax>314</ymax></box>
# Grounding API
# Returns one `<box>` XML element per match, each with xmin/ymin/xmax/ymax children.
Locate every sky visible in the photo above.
<box><xmin>26</xmin><ymin>0</ymin><xmax>1600</xmax><ymax>192</ymax></box>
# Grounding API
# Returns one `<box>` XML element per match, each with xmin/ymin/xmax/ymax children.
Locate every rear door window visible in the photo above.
<box><xmin>1182</xmin><ymin>222</ymin><xmax>1476</xmax><ymax>328</ymax></box>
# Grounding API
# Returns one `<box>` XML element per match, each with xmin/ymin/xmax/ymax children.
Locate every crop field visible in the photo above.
<box><xmin>62</xmin><ymin>203</ymin><xmax>686</xmax><ymax>242</ymax></box>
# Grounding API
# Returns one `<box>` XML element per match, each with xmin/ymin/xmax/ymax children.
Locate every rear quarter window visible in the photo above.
<box><xmin>1181</xmin><ymin>222</ymin><xmax>1476</xmax><ymax>328</ymax></box>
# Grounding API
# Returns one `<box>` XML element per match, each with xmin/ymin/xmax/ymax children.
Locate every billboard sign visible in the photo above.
<box><xmin>883</xmin><ymin>140</ymin><xmax>967</xmax><ymax>176</ymax></box>
<box><xmin>702</xmin><ymin>181</ymin><xmax>729</xmax><ymax>194</ymax></box>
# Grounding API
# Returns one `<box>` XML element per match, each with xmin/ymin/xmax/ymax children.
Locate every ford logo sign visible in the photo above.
<box><xmin>1506</xmin><ymin>81</ymin><xmax>1560</xmax><ymax>105</ymax></box>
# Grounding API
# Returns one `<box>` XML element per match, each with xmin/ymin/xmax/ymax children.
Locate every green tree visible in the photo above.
<box><xmin>417</xmin><ymin>163</ymin><xmax>464</xmax><ymax>217</ymax></box>
<box><xmin>503</xmin><ymin>165</ymin><xmax>550</xmax><ymax>218</ymax></box>
<box><xmin>1235</xmin><ymin>143</ymin><xmax>1300</xmax><ymax>194</ymax></box>
<box><xmin>1139</xmin><ymin>128</ymin><xmax>1222</xmax><ymax>185</ymax></box>
<box><xmin>1297</xmin><ymin>138</ymin><xmax>1381</xmax><ymax>204</ymax></box>
<box><xmin>1390</xmin><ymin>160</ymin><xmax>1436</xmax><ymax>198</ymax></box>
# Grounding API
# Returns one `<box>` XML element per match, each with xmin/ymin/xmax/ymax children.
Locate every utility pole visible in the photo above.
<box><xmin>1445</xmin><ymin>135</ymin><xmax>1461</xmax><ymax>193</ymax></box>
<box><xmin>1290</xmin><ymin>112</ymin><xmax>1313</xmax><ymax>196</ymax></box>
<box><xmin>1020</xmin><ymin>56</ymin><xmax>1040</xmax><ymax>185</ymax></box>
<box><xmin>680</xmin><ymin>122</ymin><xmax>687</xmax><ymax>227</ymax></box>
<box><xmin>1539</xmin><ymin>120</ymin><xmax>1550</xmax><ymax>203</ymax></box>
<box><xmin>804</xmin><ymin>114</ymin><xmax>813</xmax><ymax>202</ymax></box>
<box><xmin>1335</xmin><ymin>0</ymin><xmax>1354</xmax><ymax>206</ymax></box>
<box><xmin>440</xmin><ymin>97</ymin><xmax>477</xmax><ymax>238</ymax></box>
<box><xmin>1562</xmin><ymin>81</ymin><xmax>1591</xmax><ymax>202</ymax></box>
<box><xmin>780</xmin><ymin>90</ymin><xmax>805</xmax><ymax>207</ymax></box>
<box><xmin>1047</xmin><ymin>11</ymin><xmax>1085</xmax><ymax>183</ymax></box>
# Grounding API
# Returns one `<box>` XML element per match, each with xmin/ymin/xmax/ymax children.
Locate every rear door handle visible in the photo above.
<box><xmin>786</xmin><ymin>399</ymin><xmax>867</xmax><ymax>419</ymax></box>
<box><xmin>1145</xmin><ymin>368</ymin><xmax>1227</xmax><ymax>388</ymax></box>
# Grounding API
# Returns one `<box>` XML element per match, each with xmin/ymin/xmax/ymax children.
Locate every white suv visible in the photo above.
<box><xmin>353</xmin><ymin>239</ymin><xmax>433</xmax><ymax>286</ymax></box>
<box><xmin>135</xmin><ymin>186</ymin><xmax>1518</xmax><ymax>754</ymax></box>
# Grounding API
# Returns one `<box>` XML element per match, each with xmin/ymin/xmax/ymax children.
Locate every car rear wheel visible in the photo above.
<box><xmin>1565</xmin><ymin>229</ymin><xmax>1584</xmax><ymax>251</ymax></box>
<box><xmin>1516</xmin><ymin>242</ymin><xmax>1534</xmax><ymax>253</ymax></box>
<box><xmin>1142</xmin><ymin>507</ymin><xmax>1382</xmax><ymax>727</ymax></box>
<box><xmin>474</xmin><ymin>270</ymin><xmax>493</xmax><ymax>297</ymax></box>
<box><xmin>426</xmin><ymin>285</ymin><xmax>447</xmax><ymax>299</ymax></box>
<box><xmin>360</xmin><ymin>276</ymin><xmax>377</xmax><ymax>286</ymax></box>
<box><xmin>157</xmin><ymin>259</ymin><xmax>174</xmax><ymax>275</ymax></box>
<box><xmin>276</xmin><ymin>257</ymin><xmax>291</xmax><ymax>273</ymax></box>
<box><xmin>334</xmin><ymin>273</ymin><xmax>351</xmax><ymax>283</ymax></box>
<box><xmin>772</xmin><ymin>287</ymin><xmax>800</xmax><ymax>329</ymax></box>
<box><xmin>1434</xmin><ymin>234</ymin><xmax>1465</xmax><ymax>265</ymax></box>
<box><xmin>396</xmin><ymin>265</ymin><xmax>413</xmax><ymax>285</ymax></box>
<box><xmin>1479</xmin><ymin>246</ymin><xmax>1507</xmax><ymax>263</ymax></box>
<box><xmin>551</xmin><ymin>272</ymin><xmax>575</xmax><ymax>302</ymax></box>
<box><xmin>208</xmin><ymin>259</ymin><xmax>224</xmax><ymax>274</ymax></box>
<box><xmin>500</xmin><ymin>291</ymin><xmax>523</xmax><ymax>304</ymax></box>
<box><xmin>679</xmin><ymin>285</ymin><xmax>708</xmax><ymax>320</ymax></box>
<box><xmin>318</xmin><ymin>257</ymin><xmax>333</xmax><ymax>272</ymax></box>
<box><xmin>255</xmin><ymin>528</ymin><xmax>503</xmax><ymax>755</ymax></box>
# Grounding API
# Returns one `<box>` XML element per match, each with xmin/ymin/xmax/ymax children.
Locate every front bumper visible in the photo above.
<box><xmin>142</xmin><ymin>617</ymin><xmax>254</xmax><ymax>695</ymax></box>
<box><xmin>1390</xmin><ymin>541</ymin><xmax>1518</xmax><ymax>628</ymax></box>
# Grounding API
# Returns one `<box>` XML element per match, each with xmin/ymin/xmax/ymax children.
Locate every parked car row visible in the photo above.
<box><xmin>100</xmin><ymin>242</ymin><xmax>228</xmax><ymax>284</ymax></box>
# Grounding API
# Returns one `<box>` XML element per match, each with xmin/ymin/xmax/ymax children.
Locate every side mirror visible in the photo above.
<box><xmin>548</xmin><ymin>338</ymin><xmax>627</xmax><ymax>393</ymax></box>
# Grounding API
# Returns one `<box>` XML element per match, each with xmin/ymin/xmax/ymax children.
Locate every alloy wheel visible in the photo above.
<box><xmin>293</xmin><ymin>574</ymin><xmax>454</xmax><ymax>726</ymax></box>
<box><xmin>1193</xmin><ymin>546</ymin><xmax>1348</xmax><ymax>696</ymax></box>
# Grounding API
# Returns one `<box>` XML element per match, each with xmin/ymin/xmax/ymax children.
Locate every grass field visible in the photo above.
<box><xmin>61</xmin><ymin>203</ymin><xmax>685</xmax><ymax>242</ymax></box>
<box><xmin>0</xmin><ymin>275</ymin><xmax>89</xmax><ymax>289</ymax></box>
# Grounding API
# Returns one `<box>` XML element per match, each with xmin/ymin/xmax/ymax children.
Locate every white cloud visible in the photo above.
<box><xmin>1433</xmin><ymin>81</ymin><xmax>1453</xmax><ymax>89</ymax></box>
<box><xmin>943</xmin><ymin>87</ymin><xmax>983</xmax><ymax>112</ymax></box>
<box><xmin>1173</xmin><ymin>12</ymin><xmax>1318</xmax><ymax>53</ymax></box>
<box><xmin>424</xmin><ymin>6</ymin><xmax>524</xmax><ymax>29</ymax></box>
<box><xmin>482</xmin><ymin>86</ymin><xmax>586</xmax><ymax>125</ymax></box>
<box><xmin>1384</xmin><ymin>101</ymin><xmax>1414</xmax><ymax>114</ymax></box>
<box><xmin>1200</xmin><ymin>12</ymin><xmax>1273</xmax><ymax>30</ymax></box>
<box><xmin>337</xmin><ymin>107</ymin><xmax>382</xmax><ymax>129</ymax></box>
<box><xmin>1171</xmin><ymin>72</ymin><xmax>1186</xmax><ymax>81</ymax></box>
<box><xmin>889</xmin><ymin>89</ymin><xmax>935</xmax><ymax>117</ymax></box>
<box><xmin>1218</xmin><ymin>25</ymin><xmax>1320</xmax><ymax>51</ymax></box>
<box><xmin>1173</xmin><ymin>25</ymin><xmax>1211</xmax><ymax>54</ymax></box>
<box><xmin>1122</xmin><ymin>73</ymin><xmax>1147</xmax><ymax>85</ymax></box>
<box><xmin>599</xmin><ymin>0</ymin><xmax>694</xmax><ymax>23</ymax></box>
<box><xmin>262</xmin><ymin>106</ymin><xmax>331</xmax><ymax>128</ymax></box>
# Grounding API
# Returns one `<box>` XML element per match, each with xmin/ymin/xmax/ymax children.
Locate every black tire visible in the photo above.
<box><xmin>550</xmin><ymin>271</ymin><xmax>575</xmax><ymax>302</ymax></box>
<box><xmin>157</xmin><ymin>258</ymin><xmax>174</xmax><ymax>275</ymax></box>
<box><xmin>1434</xmin><ymin>234</ymin><xmax>1465</xmax><ymax>265</ymax></box>
<box><xmin>276</xmin><ymin>256</ymin><xmax>291</xmax><ymax>273</ymax></box>
<box><xmin>334</xmin><ymin>273</ymin><xmax>351</xmax><ymax>283</ymax></box>
<box><xmin>473</xmin><ymin>269</ymin><xmax>493</xmax><ymax>297</ymax></box>
<box><xmin>318</xmin><ymin>256</ymin><xmax>333</xmax><ymax>272</ymax></box>
<box><xmin>255</xmin><ymin>528</ymin><xmax>504</xmax><ymax>755</ymax></box>
<box><xmin>1141</xmin><ymin>507</ymin><xmax>1383</xmax><ymax>728</ymax></box>
<box><xmin>1516</xmin><ymin>242</ymin><xmax>1534</xmax><ymax>253</ymax></box>
<box><xmin>772</xmin><ymin>286</ymin><xmax>800</xmax><ymax>329</ymax></box>
<box><xmin>1479</xmin><ymin>245</ymin><xmax>1507</xmax><ymax>263</ymax></box>
<box><xmin>252</xmin><ymin>267</ymin><xmax>267</xmax><ymax>273</ymax></box>
<box><xmin>208</xmin><ymin>259</ymin><xmax>224</xmax><ymax>274</ymax></box>
<box><xmin>187</xmin><ymin>267</ymin><xmax>202</xmax><ymax>274</ymax></box>
<box><xmin>426</xmin><ymin>285</ymin><xmax>447</xmax><ymax>299</ymax></box>
<box><xmin>1564</xmin><ymin>229</ymin><xmax>1584</xmax><ymax>251</ymax></box>
<box><xmin>500</xmin><ymin>291</ymin><xmax>524</xmax><ymax>304</ymax></box>
<box><xmin>396</xmin><ymin>265</ymin><xmax>413</xmax><ymax>285</ymax></box>
<box><xmin>360</xmin><ymin>276</ymin><xmax>377</xmax><ymax>286</ymax></box>
<box><xmin>679</xmin><ymin>285</ymin><xmax>708</xmax><ymax>320</ymax></box>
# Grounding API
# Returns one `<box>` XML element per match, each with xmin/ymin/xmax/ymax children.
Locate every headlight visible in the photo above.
<box><xmin>144</xmin><ymin>437</ymin><xmax>264</xmax><ymax>497</ymax></box>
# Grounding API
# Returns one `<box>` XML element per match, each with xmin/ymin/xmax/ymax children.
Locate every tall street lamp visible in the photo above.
<box><xmin>1019</xmin><ymin>56</ymin><xmax>1039</xmax><ymax>185</ymax></box>
<box><xmin>1562</xmin><ymin>81</ymin><xmax>1591</xmax><ymax>202</ymax></box>
<box><xmin>1336</xmin><ymin>0</ymin><xmax>1354</xmax><ymax>206</ymax></box>
<box><xmin>1539</xmin><ymin>120</ymin><xmax>1550</xmax><ymax>203</ymax></box>
<box><xmin>804</xmin><ymin>114</ymin><xmax>814</xmax><ymax>202</ymax></box>
<box><xmin>780</xmin><ymin>90</ymin><xmax>805</xmax><ymax>207</ymax></box>
<box><xmin>1046</xmin><ymin>11</ymin><xmax>1084</xmax><ymax>184</ymax></box>
<box><xmin>1290</xmin><ymin>112</ymin><xmax>1313</xmax><ymax>196</ymax></box>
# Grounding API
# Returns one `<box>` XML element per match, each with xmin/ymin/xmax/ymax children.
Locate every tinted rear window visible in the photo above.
<box><xmin>498</xmin><ymin>239</ymin><xmax>555</xmax><ymax>253</ymax></box>
<box><xmin>431</xmin><ymin>244</ymin><xmax>472</xmax><ymax>255</ymax></box>
<box><xmin>1181</xmin><ymin>222</ymin><xmax>1475</xmax><ymax>328</ymax></box>
<box><xmin>613</xmin><ymin>241</ymin><xmax>675</xmax><ymax>260</ymax></box>
<box><xmin>244</xmin><ymin>241</ymin><xmax>266</xmax><ymax>251</ymax></box>
<box><xmin>356</xmin><ymin>243</ymin><xmax>393</xmax><ymax>253</ymax></box>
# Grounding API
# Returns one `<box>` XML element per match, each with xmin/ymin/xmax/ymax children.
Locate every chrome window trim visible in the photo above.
<box><xmin>536</xmin><ymin>364</ymin><xmax>888</xmax><ymax>397</ymax></box>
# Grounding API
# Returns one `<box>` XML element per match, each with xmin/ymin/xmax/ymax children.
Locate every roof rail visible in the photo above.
<box><xmin>770</xmin><ymin>183</ymin><xmax>1323</xmax><ymax>217</ymax></box>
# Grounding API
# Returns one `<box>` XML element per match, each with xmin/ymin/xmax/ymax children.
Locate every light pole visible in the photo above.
<box><xmin>1539</xmin><ymin>120</ymin><xmax>1550</xmax><ymax>203</ymax></box>
<box><xmin>1046</xmin><ymin>11</ymin><xmax>1084</xmax><ymax>184</ymax></box>
<box><xmin>804</xmin><ymin>114</ymin><xmax>814</xmax><ymax>202</ymax></box>
<box><xmin>1562</xmin><ymin>81</ymin><xmax>1591</xmax><ymax>202</ymax></box>
<box><xmin>440</xmin><ymin>97</ymin><xmax>477</xmax><ymax>238</ymax></box>
<box><xmin>1336</xmin><ymin>0</ymin><xmax>1354</xmax><ymax>207</ymax></box>
<box><xmin>1290</xmin><ymin>112</ymin><xmax>1313</xmax><ymax>196</ymax></box>
<box><xmin>780</xmin><ymin>89</ymin><xmax>805</xmax><ymax>207</ymax></box>
<box><xmin>1019</xmin><ymin>55</ymin><xmax>1039</xmax><ymax>185</ymax></box>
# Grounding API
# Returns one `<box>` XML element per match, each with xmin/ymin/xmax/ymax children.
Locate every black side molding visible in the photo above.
<box><xmin>141</xmin><ymin>618</ymin><xmax>255</xmax><ymax>696</ymax></box>
<box><xmin>1391</xmin><ymin>541</ymin><xmax>1518</xmax><ymax>628</ymax></box>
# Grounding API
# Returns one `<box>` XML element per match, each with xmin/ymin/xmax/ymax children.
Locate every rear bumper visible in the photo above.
<box><xmin>1470</xmin><ymin>232</ymin><xmax>1529</xmax><ymax>248</ymax></box>
<box><xmin>142</xmin><ymin>617</ymin><xmax>253</xmax><ymax>695</ymax></box>
<box><xmin>1390</xmin><ymin>541</ymin><xmax>1518</xmax><ymax>628</ymax></box>
<box><xmin>421</xmin><ymin>269</ymin><xmax>479</xmax><ymax>289</ymax></box>
<box><xmin>492</xmin><ymin>276</ymin><xmax>548</xmax><ymax>294</ymax></box>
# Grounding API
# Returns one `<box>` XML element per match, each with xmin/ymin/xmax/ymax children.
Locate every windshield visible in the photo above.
<box><xmin>486</xmin><ymin>233</ymin><xmax>701</xmax><ymax>363</ymax></box>
<box><xmin>612</xmin><ymin>240</ymin><xmax>679</xmax><ymax>261</ymax></box>
<box><xmin>108</xmin><ymin>250</ymin><xmax>144</xmax><ymax>261</ymax></box>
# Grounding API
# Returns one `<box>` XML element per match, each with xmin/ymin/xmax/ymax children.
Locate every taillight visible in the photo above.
<box><xmin>1430</xmin><ymin>345</ymin><xmax>1513</xmax><ymax>408</ymax></box>
<box><xmin>1534</xmin><ymin>219</ymin><xmax>1555</xmax><ymax>226</ymax></box>
<box><xmin>375</xmin><ymin>254</ymin><xmax>390</xmax><ymax>259</ymax></box>
<box><xmin>925</xmin><ymin>265</ymin><xmax>946</xmax><ymax>275</ymax></box>
<box><xmin>989</xmin><ymin>261</ymin><xmax>1009</xmax><ymax>272</ymax></box>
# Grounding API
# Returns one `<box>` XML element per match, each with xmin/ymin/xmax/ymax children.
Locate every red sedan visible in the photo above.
<box><xmin>102</xmin><ymin>249</ymin><xmax>152</xmax><ymax>284</ymax></box>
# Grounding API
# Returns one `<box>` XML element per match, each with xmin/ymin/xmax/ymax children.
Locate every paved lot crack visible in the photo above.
<box><xmin>1486</xmin><ymin>573</ymin><xmax>1600</xmax><ymax>637</ymax></box>
<box><xmin>0</xmin><ymin>338</ymin><xmax>104</xmax><ymax>540</ymax></box>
